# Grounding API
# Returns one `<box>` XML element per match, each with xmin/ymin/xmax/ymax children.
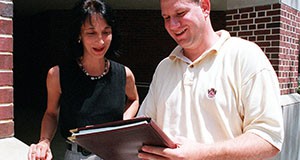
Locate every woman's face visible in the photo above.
<box><xmin>80</xmin><ymin>14</ymin><xmax>112</xmax><ymax>58</ymax></box>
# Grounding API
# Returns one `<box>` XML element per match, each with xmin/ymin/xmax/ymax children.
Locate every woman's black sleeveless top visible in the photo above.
<box><xmin>59</xmin><ymin>59</ymin><xmax>126</xmax><ymax>139</ymax></box>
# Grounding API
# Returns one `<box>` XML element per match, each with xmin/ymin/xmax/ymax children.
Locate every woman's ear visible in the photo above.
<box><xmin>78</xmin><ymin>36</ymin><xmax>81</xmax><ymax>43</ymax></box>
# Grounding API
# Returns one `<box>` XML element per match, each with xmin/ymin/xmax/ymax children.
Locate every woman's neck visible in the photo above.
<box><xmin>79</xmin><ymin>56</ymin><xmax>107</xmax><ymax>76</ymax></box>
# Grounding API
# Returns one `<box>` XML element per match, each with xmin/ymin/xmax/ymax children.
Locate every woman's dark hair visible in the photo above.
<box><xmin>68</xmin><ymin>0</ymin><xmax>120</xmax><ymax>59</ymax></box>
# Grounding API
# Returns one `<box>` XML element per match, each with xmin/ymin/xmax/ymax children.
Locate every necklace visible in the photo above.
<box><xmin>77</xmin><ymin>58</ymin><xmax>109</xmax><ymax>80</ymax></box>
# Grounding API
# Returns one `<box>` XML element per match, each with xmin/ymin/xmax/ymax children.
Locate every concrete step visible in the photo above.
<box><xmin>0</xmin><ymin>137</ymin><xmax>29</xmax><ymax>160</ymax></box>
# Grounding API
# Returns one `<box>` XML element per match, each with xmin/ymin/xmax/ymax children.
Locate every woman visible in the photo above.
<box><xmin>28</xmin><ymin>0</ymin><xmax>139</xmax><ymax>159</ymax></box>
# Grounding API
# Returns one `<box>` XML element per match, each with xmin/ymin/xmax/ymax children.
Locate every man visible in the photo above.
<box><xmin>137</xmin><ymin>0</ymin><xmax>284</xmax><ymax>159</ymax></box>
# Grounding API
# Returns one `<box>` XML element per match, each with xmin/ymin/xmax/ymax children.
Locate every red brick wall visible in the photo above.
<box><xmin>0</xmin><ymin>0</ymin><xmax>14</xmax><ymax>138</ymax></box>
<box><xmin>279</xmin><ymin>4</ymin><xmax>300</xmax><ymax>94</ymax></box>
<box><xmin>226</xmin><ymin>3</ymin><xmax>300</xmax><ymax>95</ymax></box>
<box><xmin>114</xmin><ymin>10</ymin><xmax>176</xmax><ymax>84</ymax></box>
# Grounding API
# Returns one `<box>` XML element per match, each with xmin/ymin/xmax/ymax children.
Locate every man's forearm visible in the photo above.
<box><xmin>206</xmin><ymin>132</ymin><xmax>279</xmax><ymax>160</ymax></box>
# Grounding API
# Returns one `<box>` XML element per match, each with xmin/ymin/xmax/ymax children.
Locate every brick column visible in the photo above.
<box><xmin>0</xmin><ymin>0</ymin><xmax>14</xmax><ymax>138</ymax></box>
<box><xmin>279</xmin><ymin>4</ymin><xmax>300</xmax><ymax>94</ymax></box>
<box><xmin>226</xmin><ymin>3</ymin><xmax>300</xmax><ymax>95</ymax></box>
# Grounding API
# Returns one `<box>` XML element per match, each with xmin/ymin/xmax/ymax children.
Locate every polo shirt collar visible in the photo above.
<box><xmin>169</xmin><ymin>46</ymin><xmax>192</xmax><ymax>63</ymax></box>
<box><xmin>169</xmin><ymin>30</ymin><xmax>231</xmax><ymax>64</ymax></box>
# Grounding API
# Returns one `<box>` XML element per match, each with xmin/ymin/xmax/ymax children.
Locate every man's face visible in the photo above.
<box><xmin>160</xmin><ymin>0</ymin><xmax>206</xmax><ymax>49</ymax></box>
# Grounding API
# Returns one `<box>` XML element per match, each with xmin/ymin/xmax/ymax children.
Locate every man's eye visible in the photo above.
<box><xmin>178</xmin><ymin>12</ymin><xmax>185</xmax><ymax>16</ymax></box>
<box><xmin>163</xmin><ymin>16</ymin><xmax>170</xmax><ymax>20</ymax></box>
<box><xmin>103</xmin><ymin>31</ymin><xmax>111</xmax><ymax>35</ymax></box>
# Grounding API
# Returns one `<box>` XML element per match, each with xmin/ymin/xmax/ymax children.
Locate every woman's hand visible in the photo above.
<box><xmin>28</xmin><ymin>139</ymin><xmax>52</xmax><ymax>160</ymax></box>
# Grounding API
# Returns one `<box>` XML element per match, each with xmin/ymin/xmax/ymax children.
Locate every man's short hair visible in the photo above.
<box><xmin>160</xmin><ymin>0</ymin><xmax>200</xmax><ymax>3</ymax></box>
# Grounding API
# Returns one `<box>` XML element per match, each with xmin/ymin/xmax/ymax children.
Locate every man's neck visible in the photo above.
<box><xmin>183</xmin><ymin>31</ymin><xmax>220</xmax><ymax>62</ymax></box>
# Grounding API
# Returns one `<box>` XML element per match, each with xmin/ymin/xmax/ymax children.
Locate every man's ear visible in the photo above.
<box><xmin>200</xmin><ymin>0</ymin><xmax>211</xmax><ymax>18</ymax></box>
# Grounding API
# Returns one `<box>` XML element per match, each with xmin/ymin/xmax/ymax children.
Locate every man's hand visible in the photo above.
<box><xmin>138</xmin><ymin>136</ymin><xmax>207</xmax><ymax>160</ymax></box>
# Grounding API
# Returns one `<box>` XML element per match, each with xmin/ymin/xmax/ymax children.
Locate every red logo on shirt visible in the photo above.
<box><xmin>208</xmin><ymin>88</ymin><xmax>217</xmax><ymax>98</ymax></box>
